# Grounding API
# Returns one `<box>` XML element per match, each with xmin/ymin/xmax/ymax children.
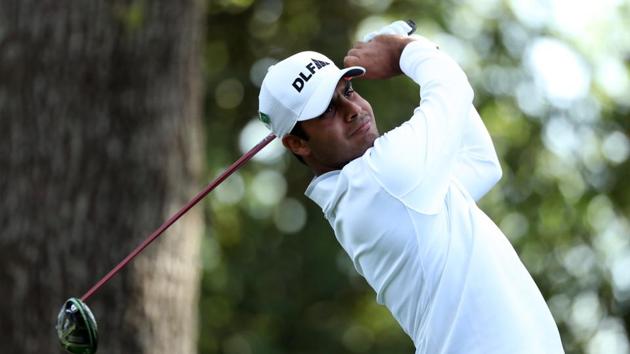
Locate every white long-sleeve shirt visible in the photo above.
<box><xmin>305</xmin><ymin>37</ymin><xmax>564</xmax><ymax>354</ymax></box>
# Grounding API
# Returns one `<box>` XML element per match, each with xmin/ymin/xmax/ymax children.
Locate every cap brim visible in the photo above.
<box><xmin>298</xmin><ymin>66</ymin><xmax>366</xmax><ymax>122</ymax></box>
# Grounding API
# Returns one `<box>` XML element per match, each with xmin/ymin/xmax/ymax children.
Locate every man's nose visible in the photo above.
<box><xmin>342</xmin><ymin>99</ymin><xmax>361</xmax><ymax>123</ymax></box>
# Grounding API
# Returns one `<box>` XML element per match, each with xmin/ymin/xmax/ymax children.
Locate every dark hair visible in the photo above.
<box><xmin>290</xmin><ymin>121</ymin><xmax>309</xmax><ymax>140</ymax></box>
<box><xmin>289</xmin><ymin>122</ymin><xmax>309</xmax><ymax>165</ymax></box>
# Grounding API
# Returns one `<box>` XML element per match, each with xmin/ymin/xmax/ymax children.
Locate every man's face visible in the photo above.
<box><xmin>292</xmin><ymin>79</ymin><xmax>379</xmax><ymax>174</ymax></box>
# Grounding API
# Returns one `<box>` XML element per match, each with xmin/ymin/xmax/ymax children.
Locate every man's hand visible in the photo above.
<box><xmin>361</xmin><ymin>20</ymin><xmax>416</xmax><ymax>42</ymax></box>
<box><xmin>344</xmin><ymin>35</ymin><xmax>415</xmax><ymax>80</ymax></box>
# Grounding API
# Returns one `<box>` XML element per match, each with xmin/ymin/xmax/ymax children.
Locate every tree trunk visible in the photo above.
<box><xmin>0</xmin><ymin>0</ymin><xmax>205</xmax><ymax>353</ymax></box>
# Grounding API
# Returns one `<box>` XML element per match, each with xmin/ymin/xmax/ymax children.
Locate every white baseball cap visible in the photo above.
<box><xmin>258</xmin><ymin>51</ymin><xmax>365</xmax><ymax>137</ymax></box>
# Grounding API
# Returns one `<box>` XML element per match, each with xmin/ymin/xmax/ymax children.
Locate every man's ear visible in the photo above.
<box><xmin>282</xmin><ymin>135</ymin><xmax>311</xmax><ymax>158</ymax></box>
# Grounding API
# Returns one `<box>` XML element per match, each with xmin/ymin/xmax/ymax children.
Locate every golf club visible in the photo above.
<box><xmin>55</xmin><ymin>19</ymin><xmax>418</xmax><ymax>353</ymax></box>
<box><xmin>56</xmin><ymin>132</ymin><xmax>275</xmax><ymax>354</ymax></box>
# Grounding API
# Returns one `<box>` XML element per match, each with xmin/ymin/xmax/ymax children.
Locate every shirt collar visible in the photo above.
<box><xmin>304</xmin><ymin>170</ymin><xmax>341</xmax><ymax>210</ymax></box>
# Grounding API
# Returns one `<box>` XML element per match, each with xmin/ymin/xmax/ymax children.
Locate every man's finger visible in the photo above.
<box><xmin>343</xmin><ymin>55</ymin><xmax>361</xmax><ymax>68</ymax></box>
<box><xmin>346</xmin><ymin>47</ymin><xmax>362</xmax><ymax>58</ymax></box>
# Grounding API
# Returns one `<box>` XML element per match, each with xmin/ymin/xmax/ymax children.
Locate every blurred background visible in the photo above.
<box><xmin>1</xmin><ymin>0</ymin><xmax>629</xmax><ymax>353</ymax></box>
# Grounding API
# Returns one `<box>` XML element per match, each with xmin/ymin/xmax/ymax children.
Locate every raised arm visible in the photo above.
<box><xmin>345</xmin><ymin>34</ymin><xmax>474</xmax><ymax>214</ymax></box>
<box><xmin>454</xmin><ymin>107</ymin><xmax>503</xmax><ymax>201</ymax></box>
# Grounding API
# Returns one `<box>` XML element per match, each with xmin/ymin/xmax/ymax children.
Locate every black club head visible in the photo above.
<box><xmin>56</xmin><ymin>297</ymin><xmax>98</xmax><ymax>354</ymax></box>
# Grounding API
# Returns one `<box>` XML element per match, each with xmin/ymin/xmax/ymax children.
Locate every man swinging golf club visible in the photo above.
<box><xmin>258</xmin><ymin>21</ymin><xmax>564</xmax><ymax>353</ymax></box>
<box><xmin>55</xmin><ymin>19</ymin><xmax>565</xmax><ymax>354</ymax></box>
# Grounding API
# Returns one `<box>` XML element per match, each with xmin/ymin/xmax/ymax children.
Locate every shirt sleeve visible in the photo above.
<box><xmin>365</xmin><ymin>36</ymin><xmax>474</xmax><ymax>215</ymax></box>
<box><xmin>453</xmin><ymin>107</ymin><xmax>503</xmax><ymax>201</ymax></box>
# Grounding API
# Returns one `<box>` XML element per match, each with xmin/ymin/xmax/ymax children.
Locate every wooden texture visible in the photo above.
<box><xmin>0</xmin><ymin>0</ymin><xmax>205</xmax><ymax>352</ymax></box>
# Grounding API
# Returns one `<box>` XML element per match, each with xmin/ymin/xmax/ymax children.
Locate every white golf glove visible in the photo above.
<box><xmin>362</xmin><ymin>20</ymin><xmax>416</xmax><ymax>42</ymax></box>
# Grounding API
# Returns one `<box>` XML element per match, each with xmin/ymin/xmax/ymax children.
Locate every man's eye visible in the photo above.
<box><xmin>344</xmin><ymin>89</ymin><xmax>354</xmax><ymax>97</ymax></box>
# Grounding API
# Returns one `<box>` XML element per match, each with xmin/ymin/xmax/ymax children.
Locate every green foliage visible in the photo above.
<box><xmin>201</xmin><ymin>0</ymin><xmax>630</xmax><ymax>353</ymax></box>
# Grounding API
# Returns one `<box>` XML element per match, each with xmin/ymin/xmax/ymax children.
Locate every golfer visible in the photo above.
<box><xmin>258</xmin><ymin>22</ymin><xmax>564</xmax><ymax>354</ymax></box>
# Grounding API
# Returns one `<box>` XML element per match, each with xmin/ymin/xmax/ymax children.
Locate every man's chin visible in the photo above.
<box><xmin>363</xmin><ymin>130</ymin><xmax>379</xmax><ymax>148</ymax></box>
<box><xmin>335</xmin><ymin>132</ymin><xmax>379</xmax><ymax>169</ymax></box>
<box><xmin>354</xmin><ymin>133</ymin><xmax>379</xmax><ymax>159</ymax></box>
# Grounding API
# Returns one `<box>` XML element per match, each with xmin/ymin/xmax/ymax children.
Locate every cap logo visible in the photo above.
<box><xmin>259</xmin><ymin>112</ymin><xmax>271</xmax><ymax>127</ymax></box>
<box><xmin>292</xmin><ymin>58</ymin><xmax>330</xmax><ymax>93</ymax></box>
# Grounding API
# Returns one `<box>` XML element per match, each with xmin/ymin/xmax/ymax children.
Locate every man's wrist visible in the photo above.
<box><xmin>393</xmin><ymin>37</ymin><xmax>417</xmax><ymax>75</ymax></box>
<box><xmin>399</xmin><ymin>36</ymin><xmax>441</xmax><ymax>78</ymax></box>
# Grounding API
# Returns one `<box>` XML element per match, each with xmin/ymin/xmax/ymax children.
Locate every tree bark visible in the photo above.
<box><xmin>0</xmin><ymin>0</ymin><xmax>205</xmax><ymax>353</ymax></box>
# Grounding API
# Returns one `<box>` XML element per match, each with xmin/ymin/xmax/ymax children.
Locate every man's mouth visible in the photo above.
<box><xmin>349</xmin><ymin>119</ymin><xmax>371</xmax><ymax>137</ymax></box>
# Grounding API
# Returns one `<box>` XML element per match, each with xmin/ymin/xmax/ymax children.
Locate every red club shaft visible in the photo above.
<box><xmin>81</xmin><ymin>133</ymin><xmax>276</xmax><ymax>302</ymax></box>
